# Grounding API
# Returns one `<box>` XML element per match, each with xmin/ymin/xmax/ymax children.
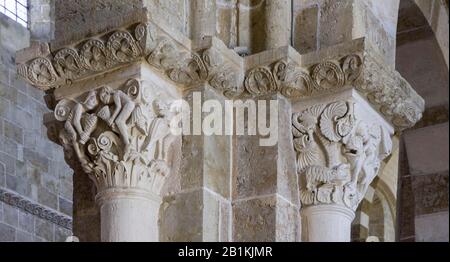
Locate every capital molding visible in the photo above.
<box><xmin>17</xmin><ymin>20</ymin><xmax>423</xmax><ymax>132</ymax></box>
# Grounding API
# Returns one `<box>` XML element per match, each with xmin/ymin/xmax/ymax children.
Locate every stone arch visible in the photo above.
<box><xmin>352</xmin><ymin>177</ymin><xmax>397</xmax><ymax>242</ymax></box>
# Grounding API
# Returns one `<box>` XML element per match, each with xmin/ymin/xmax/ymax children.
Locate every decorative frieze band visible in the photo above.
<box><xmin>0</xmin><ymin>188</ymin><xmax>72</xmax><ymax>230</ymax></box>
<box><xmin>16</xmin><ymin>22</ymin><xmax>424</xmax><ymax>131</ymax></box>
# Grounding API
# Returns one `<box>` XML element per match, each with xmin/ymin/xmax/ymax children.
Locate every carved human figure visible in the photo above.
<box><xmin>63</xmin><ymin>91</ymin><xmax>99</xmax><ymax>145</ymax></box>
<box><xmin>143</xmin><ymin>100</ymin><xmax>174</xmax><ymax>162</ymax></box>
<box><xmin>343</xmin><ymin>122</ymin><xmax>383</xmax><ymax>197</ymax></box>
<box><xmin>98</xmin><ymin>86</ymin><xmax>136</xmax><ymax>149</ymax></box>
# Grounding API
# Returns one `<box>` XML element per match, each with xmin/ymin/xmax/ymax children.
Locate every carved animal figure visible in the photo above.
<box><xmin>304</xmin><ymin>164</ymin><xmax>349</xmax><ymax>192</ymax></box>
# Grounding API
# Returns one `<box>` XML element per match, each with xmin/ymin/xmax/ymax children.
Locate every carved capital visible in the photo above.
<box><xmin>292</xmin><ymin>99</ymin><xmax>393</xmax><ymax>210</ymax></box>
<box><xmin>49</xmin><ymin>78</ymin><xmax>178</xmax><ymax>196</ymax></box>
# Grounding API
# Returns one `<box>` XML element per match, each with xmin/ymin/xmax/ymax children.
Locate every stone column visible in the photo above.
<box><xmin>97</xmin><ymin>188</ymin><xmax>160</xmax><ymax>241</ymax></box>
<box><xmin>286</xmin><ymin>45</ymin><xmax>424</xmax><ymax>242</ymax></box>
<box><xmin>264</xmin><ymin>0</ymin><xmax>292</xmax><ymax>49</ymax></box>
<box><xmin>16</xmin><ymin>21</ymin><xmax>184</xmax><ymax>241</ymax></box>
<box><xmin>190</xmin><ymin>0</ymin><xmax>217</xmax><ymax>42</ymax></box>
<box><xmin>50</xmin><ymin>74</ymin><xmax>179</xmax><ymax>242</ymax></box>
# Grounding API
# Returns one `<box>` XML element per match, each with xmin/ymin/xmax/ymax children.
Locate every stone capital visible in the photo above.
<box><xmin>292</xmin><ymin>90</ymin><xmax>394</xmax><ymax>210</ymax></box>
<box><xmin>47</xmin><ymin>78</ymin><xmax>178</xmax><ymax>198</ymax></box>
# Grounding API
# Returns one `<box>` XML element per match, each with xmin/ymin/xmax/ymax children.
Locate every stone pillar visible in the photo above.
<box><xmin>16</xmin><ymin>20</ymin><xmax>184</xmax><ymax>241</ymax></box>
<box><xmin>292</xmin><ymin>89</ymin><xmax>396</xmax><ymax>242</ymax></box>
<box><xmin>287</xmin><ymin>43</ymin><xmax>424</xmax><ymax>241</ymax></box>
<box><xmin>264</xmin><ymin>0</ymin><xmax>291</xmax><ymax>49</ymax></box>
<box><xmin>302</xmin><ymin>205</ymin><xmax>355</xmax><ymax>242</ymax></box>
<box><xmin>97</xmin><ymin>188</ymin><xmax>160</xmax><ymax>241</ymax></box>
<box><xmin>190</xmin><ymin>0</ymin><xmax>217</xmax><ymax>42</ymax></box>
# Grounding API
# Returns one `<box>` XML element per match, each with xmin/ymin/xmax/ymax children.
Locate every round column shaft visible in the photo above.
<box><xmin>96</xmin><ymin>188</ymin><xmax>161</xmax><ymax>242</ymax></box>
<box><xmin>264</xmin><ymin>0</ymin><xmax>291</xmax><ymax>49</ymax></box>
<box><xmin>301</xmin><ymin>204</ymin><xmax>355</xmax><ymax>242</ymax></box>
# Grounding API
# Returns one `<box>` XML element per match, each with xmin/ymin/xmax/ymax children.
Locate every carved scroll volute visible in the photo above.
<box><xmin>292</xmin><ymin>100</ymin><xmax>393</xmax><ymax>210</ymax></box>
<box><xmin>52</xmin><ymin>79</ymin><xmax>178</xmax><ymax>196</ymax></box>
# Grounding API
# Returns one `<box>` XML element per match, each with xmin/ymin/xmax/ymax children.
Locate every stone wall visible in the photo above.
<box><xmin>0</xmin><ymin>12</ymin><xmax>72</xmax><ymax>242</ymax></box>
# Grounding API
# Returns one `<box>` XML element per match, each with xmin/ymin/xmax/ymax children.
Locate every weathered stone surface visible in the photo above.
<box><xmin>160</xmin><ymin>189</ymin><xmax>203</xmax><ymax>242</ymax></box>
<box><xmin>3</xmin><ymin>204</ymin><xmax>18</xmax><ymax>227</ymax></box>
<box><xmin>415</xmin><ymin>211</ymin><xmax>449</xmax><ymax>242</ymax></box>
<box><xmin>404</xmin><ymin>123</ymin><xmax>449</xmax><ymax>176</ymax></box>
<box><xmin>35</xmin><ymin>217</ymin><xmax>54</xmax><ymax>241</ymax></box>
<box><xmin>293</xmin><ymin>5</ymin><xmax>318</xmax><ymax>54</ymax></box>
<box><xmin>232</xmin><ymin>195</ymin><xmax>276</xmax><ymax>242</ymax></box>
<box><xmin>0</xmin><ymin>222</ymin><xmax>15</xmax><ymax>241</ymax></box>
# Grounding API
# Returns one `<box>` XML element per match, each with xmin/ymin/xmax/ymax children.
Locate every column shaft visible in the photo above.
<box><xmin>302</xmin><ymin>205</ymin><xmax>355</xmax><ymax>242</ymax></box>
<box><xmin>190</xmin><ymin>0</ymin><xmax>217</xmax><ymax>42</ymax></box>
<box><xmin>97</xmin><ymin>189</ymin><xmax>161</xmax><ymax>242</ymax></box>
<box><xmin>264</xmin><ymin>0</ymin><xmax>292</xmax><ymax>49</ymax></box>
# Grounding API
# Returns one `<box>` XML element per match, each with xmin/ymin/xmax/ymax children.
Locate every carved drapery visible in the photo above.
<box><xmin>292</xmin><ymin>100</ymin><xmax>393</xmax><ymax>210</ymax></box>
<box><xmin>52</xmin><ymin>78</ymin><xmax>176</xmax><ymax>195</ymax></box>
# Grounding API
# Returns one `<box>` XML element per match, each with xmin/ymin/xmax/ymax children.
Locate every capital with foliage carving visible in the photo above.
<box><xmin>292</xmin><ymin>99</ymin><xmax>393</xmax><ymax>210</ymax></box>
<box><xmin>51</xmin><ymin>78</ymin><xmax>178</xmax><ymax>196</ymax></box>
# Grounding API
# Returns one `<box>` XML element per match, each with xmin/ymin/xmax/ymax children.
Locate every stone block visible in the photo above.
<box><xmin>3</xmin><ymin>204</ymin><xmax>18</xmax><ymax>227</ymax></box>
<box><xmin>415</xmin><ymin>211</ymin><xmax>449</xmax><ymax>242</ymax></box>
<box><xmin>0</xmin><ymin>222</ymin><xmax>15</xmax><ymax>241</ymax></box>
<box><xmin>412</xmin><ymin>172</ymin><xmax>449</xmax><ymax>216</ymax></box>
<box><xmin>58</xmin><ymin>197</ymin><xmax>73</xmax><ymax>216</ymax></box>
<box><xmin>293</xmin><ymin>5</ymin><xmax>318</xmax><ymax>54</ymax></box>
<box><xmin>0</xmin><ymin>151</ymin><xmax>16</xmax><ymax>175</ymax></box>
<box><xmin>18</xmin><ymin>210</ymin><xmax>35</xmax><ymax>234</ymax></box>
<box><xmin>35</xmin><ymin>217</ymin><xmax>54</xmax><ymax>241</ymax></box>
<box><xmin>54</xmin><ymin>226</ymin><xmax>72</xmax><ymax>242</ymax></box>
<box><xmin>234</xmin><ymin>132</ymin><xmax>277</xmax><ymax>199</ymax></box>
<box><xmin>6</xmin><ymin>175</ymin><xmax>31</xmax><ymax>197</ymax></box>
<box><xmin>319</xmin><ymin>0</ymin><xmax>354</xmax><ymax>48</ymax></box>
<box><xmin>232</xmin><ymin>195</ymin><xmax>276</xmax><ymax>242</ymax></box>
<box><xmin>276</xmin><ymin>196</ymin><xmax>300</xmax><ymax>242</ymax></box>
<box><xmin>0</xmin><ymin>136</ymin><xmax>18</xmax><ymax>159</ymax></box>
<box><xmin>404</xmin><ymin>123</ymin><xmax>449</xmax><ymax>176</ymax></box>
<box><xmin>37</xmin><ymin>187</ymin><xmax>58</xmax><ymax>210</ymax></box>
<box><xmin>16</xmin><ymin>230</ymin><xmax>33</xmax><ymax>242</ymax></box>
<box><xmin>160</xmin><ymin>189</ymin><xmax>203</xmax><ymax>242</ymax></box>
<box><xmin>23</xmin><ymin>148</ymin><xmax>49</xmax><ymax>173</ymax></box>
<box><xmin>203</xmin><ymin>190</ymin><xmax>220</xmax><ymax>242</ymax></box>
<box><xmin>0</xmin><ymin>162</ymin><xmax>4</xmax><ymax>187</ymax></box>
<box><xmin>220</xmin><ymin>201</ymin><xmax>231</xmax><ymax>242</ymax></box>
<box><xmin>3</xmin><ymin>120</ymin><xmax>23</xmax><ymax>144</ymax></box>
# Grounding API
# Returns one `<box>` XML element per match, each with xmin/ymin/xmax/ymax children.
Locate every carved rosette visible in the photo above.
<box><xmin>53</xmin><ymin>79</ymin><xmax>177</xmax><ymax>196</ymax></box>
<box><xmin>292</xmin><ymin>100</ymin><xmax>393</xmax><ymax>210</ymax></box>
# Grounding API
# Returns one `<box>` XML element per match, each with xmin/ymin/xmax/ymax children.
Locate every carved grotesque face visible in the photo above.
<box><xmin>99</xmin><ymin>87</ymin><xmax>112</xmax><ymax>104</ymax></box>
